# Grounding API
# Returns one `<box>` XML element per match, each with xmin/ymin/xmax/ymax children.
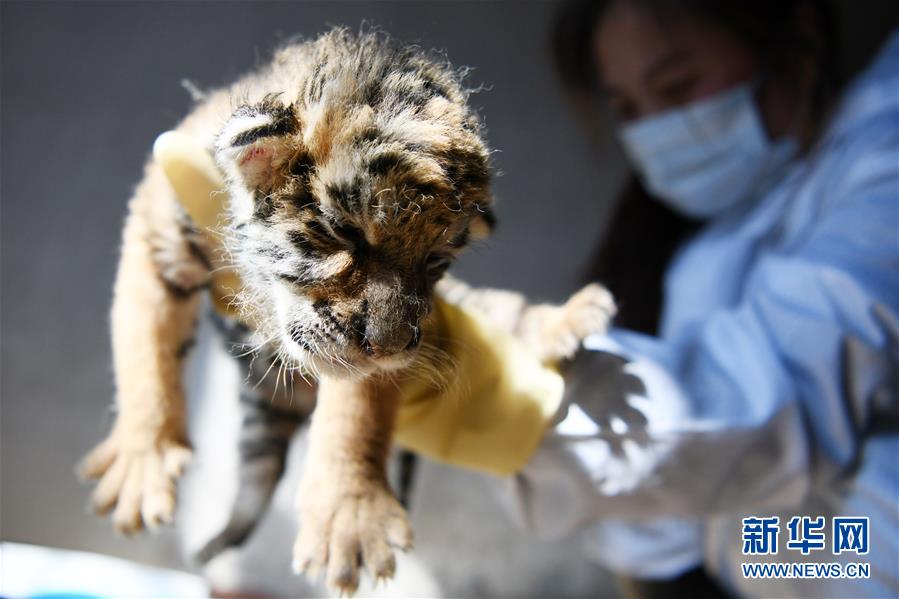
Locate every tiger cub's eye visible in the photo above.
<box><xmin>333</xmin><ymin>223</ymin><xmax>364</xmax><ymax>247</ymax></box>
<box><xmin>426</xmin><ymin>253</ymin><xmax>452</xmax><ymax>281</ymax></box>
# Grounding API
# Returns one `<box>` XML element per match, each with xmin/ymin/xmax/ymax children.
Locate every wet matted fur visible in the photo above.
<box><xmin>79</xmin><ymin>28</ymin><xmax>615</xmax><ymax>595</ymax></box>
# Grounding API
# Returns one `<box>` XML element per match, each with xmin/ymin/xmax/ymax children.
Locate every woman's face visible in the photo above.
<box><xmin>593</xmin><ymin>2</ymin><xmax>802</xmax><ymax>140</ymax></box>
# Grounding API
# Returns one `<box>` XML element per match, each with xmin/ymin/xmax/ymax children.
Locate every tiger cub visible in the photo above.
<box><xmin>78</xmin><ymin>28</ymin><xmax>615</xmax><ymax>594</ymax></box>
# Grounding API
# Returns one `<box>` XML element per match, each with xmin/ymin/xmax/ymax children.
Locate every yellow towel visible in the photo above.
<box><xmin>393</xmin><ymin>298</ymin><xmax>563</xmax><ymax>474</ymax></box>
<box><xmin>153</xmin><ymin>131</ymin><xmax>244</xmax><ymax>320</ymax></box>
<box><xmin>153</xmin><ymin>131</ymin><xmax>561</xmax><ymax>475</ymax></box>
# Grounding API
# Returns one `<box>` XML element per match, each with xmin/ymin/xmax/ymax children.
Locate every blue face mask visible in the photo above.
<box><xmin>618</xmin><ymin>82</ymin><xmax>798</xmax><ymax>219</ymax></box>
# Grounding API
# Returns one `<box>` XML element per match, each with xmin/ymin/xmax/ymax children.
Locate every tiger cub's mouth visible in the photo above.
<box><xmin>280</xmin><ymin>327</ymin><xmax>420</xmax><ymax>378</ymax></box>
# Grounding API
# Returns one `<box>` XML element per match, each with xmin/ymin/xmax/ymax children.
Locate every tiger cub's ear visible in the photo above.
<box><xmin>215</xmin><ymin>96</ymin><xmax>300</xmax><ymax>196</ymax></box>
<box><xmin>469</xmin><ymin>203</ymin><xmax>496</xmax><ymax>241</ymax></box>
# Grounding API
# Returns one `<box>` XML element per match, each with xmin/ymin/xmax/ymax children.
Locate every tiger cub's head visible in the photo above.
<box><xmin>215</xmin><ymin>29</ymin><xmax>493</xmax><ymax>378</ymax></box>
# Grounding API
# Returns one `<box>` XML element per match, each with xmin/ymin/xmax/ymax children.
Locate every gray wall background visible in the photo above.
<box><xmin>2</xmin><ymin>0</ymin><xmax>897</xmax><ymax>574</ymax></box>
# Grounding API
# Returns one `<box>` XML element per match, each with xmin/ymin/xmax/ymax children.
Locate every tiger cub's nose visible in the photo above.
<box><xmin>360</xmin><ymin>325</ymin><xmax>419</xmax><ymax>358</ymax></box>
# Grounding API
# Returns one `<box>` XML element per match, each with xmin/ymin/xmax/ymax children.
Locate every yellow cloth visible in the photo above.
<box><xmin>153</xmin><ymin>131</ymin><xmax>562</xmax><ymax>476</ymax></box>
<box><xmin>153</xmin><ymin>131</ymin><xmax>244</xmax><ymax>320</ymax></box>
<box><xmin>394</xmin><ymin>299</ymin><xmax>563</xmax><ymax>475</ymax></box>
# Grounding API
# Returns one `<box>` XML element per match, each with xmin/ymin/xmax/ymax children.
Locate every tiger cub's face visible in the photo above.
<box><xmin>215</xmin><ymin>33</ymin><xmax>492</xmax><ymax>377</ymax></box>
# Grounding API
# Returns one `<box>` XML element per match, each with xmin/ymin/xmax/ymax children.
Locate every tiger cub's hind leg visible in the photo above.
<box><xmin>193</xmin><ymin>391</ymin><xmax>306</xmax><ymax>564</ymax></box>
<box><xmin>436</xmin><ymin>276</ymin><xmax>616</xmax><ymax>363</ymax></box>
<box><xmin>520</xmin><ymin>283</ymin><xmax>617</xmax><ymax>363</ymax></box>
<box><xmin>195</xmin><ymin>316</ymin><xmax>316</xmax><ymax>564</ymax></box>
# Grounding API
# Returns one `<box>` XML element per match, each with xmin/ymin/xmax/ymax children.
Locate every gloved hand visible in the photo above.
<box><xmin>561</xmin><ymin>348</ymin><xmax>651</xmax><ymax>457</ymax></box>
<box><xmin>154</xmin><ymin>130</ymin><xmax>565</xmax><ymax>477</ymax></box>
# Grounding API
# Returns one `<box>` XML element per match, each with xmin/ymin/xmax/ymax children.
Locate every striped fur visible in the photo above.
<box><xmin>79</xmin><ymin>27</ymin><xmax>615</xmax><ymax>596</ymax></box>
<box><xmin>213</xmin><ymin>29</ymin><xmax>495</xmax><ymax>378</ymax></box>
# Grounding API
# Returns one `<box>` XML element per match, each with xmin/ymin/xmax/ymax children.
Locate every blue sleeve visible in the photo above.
<box><xmin>509</xmin><ymin>126</ymin><xmax>899</xmax><ymax>538</ymax></box>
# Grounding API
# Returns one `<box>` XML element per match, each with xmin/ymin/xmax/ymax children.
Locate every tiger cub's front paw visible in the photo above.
<box><xmin>537</xmin><ymin>283</ymin><xmax>617</xmax><ymax>362</ymax></box>
<box><xmin>293</xmin><ymin>479</ymin><xmax>413</xmax><ymax>596</ymax></box>
<box><xmin>78</xmin><ymin>431</ymin><xmax>192</xmax><ymax>534</ymax></box>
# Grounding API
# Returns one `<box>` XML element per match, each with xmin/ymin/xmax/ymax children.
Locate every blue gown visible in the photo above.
<box><xmin>509</xmin><ymin>30</ymin><xmax>899</xmax><ymax>597</ymax></box>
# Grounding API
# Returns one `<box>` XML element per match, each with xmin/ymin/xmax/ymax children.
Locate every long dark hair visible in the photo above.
<box><xmin>553</xmin><ymin>0</ymin><xmax>840</xmax><ymax>335</ymax></box>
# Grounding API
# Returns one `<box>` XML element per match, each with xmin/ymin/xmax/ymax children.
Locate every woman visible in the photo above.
<box><xmin>501</xmin><ymin>1</ymin><xmax>898</xmax><ymax>597</ymax></box>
